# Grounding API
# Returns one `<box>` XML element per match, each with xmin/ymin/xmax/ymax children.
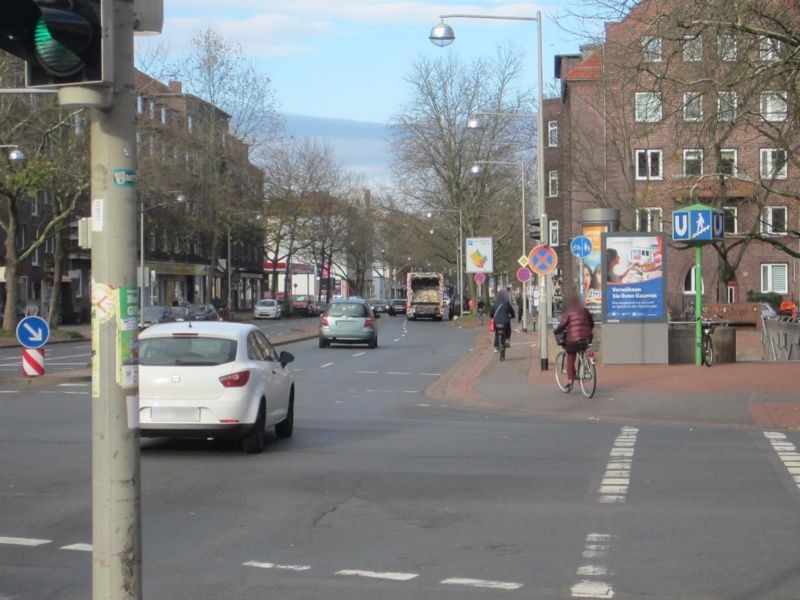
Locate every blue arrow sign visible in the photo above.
<box><xmin>16</xmin><ymin>316</ymin><xmax>50</xmax><ymax>349</ymax></box>
<box><xmin>570</xmin><ymin>236</ymin><xmax>593</xmax><ymax>258</ymax></box>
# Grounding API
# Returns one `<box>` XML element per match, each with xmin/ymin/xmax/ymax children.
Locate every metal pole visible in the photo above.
<box><xmin>90</xmin><ymin>1</ymin><xmax>141</xmax><ymax>597</ymax></box>
<box><xmin>227</xmin><ymin>222</ymin><xmax>232</xmax><ymax>312</ymax></box>
<box><xmin>139</xmin><ymin>208</ymin><xmax>144</xmax><ymax>316</ymax></box>
<box><xmin>535</xmin><ymin>10</ymin><xmax>549</xmax><ymax>370</ymax></box>
<box><xmin>695</xmin><ymin>246</ymin><xmax>703</xmax><ymax>366</ymax></box>
<box><xmin>520</xmin><ymin>162</ymin><xmax>527</xmax><ymax>332</ymax></box>
<box><xmin>458</xmin><ymin>210</ymin><xmax>463</xmax><ymax>315</ymax></box>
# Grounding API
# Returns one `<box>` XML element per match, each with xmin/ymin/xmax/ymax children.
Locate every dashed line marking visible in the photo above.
<box><xmin>61</xmin><ymin>543</ymin><xmax>92</xmax><ymax>552</ymax></box>
<box><xmin>0</xmin><ymin>536</ymin><xmax>50</xmax><ymax>547</ymax></box>
<box><xmin>352</xmin><ymin>352</ymin><xmax>366</xmax><ymax>357</ymax></box>
<box><xmin>387</xmin><ymin>371</ymin><xmax>410</xmax><ymax>375</ymax></box>
<box><xmin>765</xmin><ymin>431</ymin><xmax>800</xmax><ymax>490</ymax></box>
<box><xmin>393</xmin><ymin>338</ymin><xmax>401</xmax><ymax>342</ymax></box>
<box><xmin>244</xmin><ymin>561</ymin><xmax>311</xmax><ymax>571</ymax></box>
<box><xmin>320</xmin><ymin>362</ymin><xmax>334</xmax><ymax>369</ymax></box>
<box><xmin>420</xmin><ymin>372</ymin><xmax>441</xmax><ymax>377</ymax></box>
<box><xmin>0</xmin><ymin>391</ymin><xmax>19</xmax><ymax>394</ymax></box>
<box><xmin>58</xmin><ymin>383</ymin><xmax>89</xmax><ymax>387</ymax></box>
<box><xmin>597</xmin><ymin>427</ymin><xmax>638</xmax><ymax>504</ymax></box>
<box><xmin>571</xmin><ymin>533</ymin><xmax>615</xmax><ymax>598</ymax></box>
<box><xmin>402</xmin><ymin>390</ymin><xmax>419</xmax><ymax>394</ymax></box>
<box><xmin>356</xmin><ymin>370</ymin><xmax>379</xmax><ymax>374</ymax></box>
<box><xmin>336</xmin><ymin>570</ymin><xmax>418</xmax><ymax>582</ymax></box>
<box><xmin>417</xmin><ymin>403</ymin><xmax>431</xmax><ymax>407</ymax></box>
<box><xmin>63</xmin><ymin>391</ymin><xmax>89</xmax><ymax>395</ymax></box>
<box><xmin>571</xmin><ymin>580</ymin><xmax>614</xmax><ymax>598</ymax></box>
<box><xmin>441</xmin><ymin>577</ymin><xmax>523</xmax><ymax>591</ymax></box>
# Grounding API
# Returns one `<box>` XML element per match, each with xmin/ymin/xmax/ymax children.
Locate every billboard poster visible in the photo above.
<box><xmin>465</xmin><ymin>237</ymin><xmax>493</xmax><ymax>273</ymax></box>
<box><xmin>602</xmin><ymin>233</ymin><xmax>666</xmax><ymax>323</ymax></box>
<box><xmin>581</xmin><ymin>224</ymin><xmax>608</xmax><ymax>317</ymax></box>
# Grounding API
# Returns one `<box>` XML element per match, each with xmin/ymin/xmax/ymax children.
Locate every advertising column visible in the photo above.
<box><xmin>580</xmin><ymin>209</ymin><xmax>619</xmax><ymax>319</ymax></box>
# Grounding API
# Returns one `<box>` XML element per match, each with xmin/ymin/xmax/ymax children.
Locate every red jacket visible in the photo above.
<box><xmin>554</xmin><ymin>306</ymin><xmax>594</xmax><ymax>344</ymax></box>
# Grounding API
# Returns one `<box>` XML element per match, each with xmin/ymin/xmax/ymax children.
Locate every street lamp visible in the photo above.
<box><xmin>429</xmin><ymin>10</ymin><xmax>550</xmax><ymax>369</ymax></box>
<box><xmin>426</xmin><ymin>208</ymin><xmax>464</xmax><ymax>315</ymax></box>
<box><xmin>1</xmin><ymin>144</ymin><xmax>26</xmax><ymax>165</ymax></box>
<box><xmin>139</xmin><ymin>192</ymin><xmax>187</xmax><ymax>316</ymax></box>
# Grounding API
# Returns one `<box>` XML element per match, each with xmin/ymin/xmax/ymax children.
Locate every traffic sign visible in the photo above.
<box><xmin>474</xmin><ymin>272</ymin><xmax>486</xmax><ymax>285</ymax></box>
<box><xmin>528</xmin><ymin>245</ymin><xmax>558</xmax><ymax>275</ymax></box>
<box><xmin>517</xmin><ymin>255</ymin><xmax>530</xmax><ymax>268</ymax></box>
<box><xmin>16</xmin><ymin>315</ymin><xmax>50</xmax><ymax>349</ymax></box>
<box><xmin>570</xmin><ymin>236</ymin><xmax>592</xmax><ymax>258</ymax></box>
<box><xmin>516</xmin><ymin>267</ymin><xmax>533</xmax><ymax>283</ymax></box>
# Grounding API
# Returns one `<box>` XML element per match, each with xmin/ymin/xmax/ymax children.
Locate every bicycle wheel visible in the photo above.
<box><xmin>499</xmin><ymin>332</ymin><xmax>506</xmax><ymax>361</ymax></box>
<box><xmin>555</xmin><ymin>351</ymin><xmax>570</xmax><ymax>392</ymax></box>
<box><xmin>703</xmin><ymin>337</ymin><xmax>714</xmax><ymax>367</ymax></box>
<box><xmin>578</xmin><ymin>353</ymin><xmax>597</xmax><ymax>398</ymax></box>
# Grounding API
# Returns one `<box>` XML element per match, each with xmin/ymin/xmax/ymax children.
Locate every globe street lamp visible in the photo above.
<box><xmin>429</xmin><ymin>11</ymin><xmax>550</xmax><ymax>370</ymax></box>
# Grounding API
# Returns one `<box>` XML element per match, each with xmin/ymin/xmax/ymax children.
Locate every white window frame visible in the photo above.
<box><xmin>722</xmin><ymin>206</ymin><xmax>738</xmax><ymax>235</ymax></box>
<box><xmin>642</xmin><ymin>36</ymin><xmax>662</xmax><ymax>62</ymax></box>
<box><xmin>634</xmin><ymin>92</ymin><xmax>662</xmax><ymax>123</ymax></box>
<box><xmin>759</xmin><ymin>36</ymin><xmax>781</xmax><ymax>61</ymax></box>
<box><xmin>635</xmin><ymin>207</ymin><xmax>663</xmax><ymax>232</ymax></box>
<box><xmin>187</xmin><ymin>116</ymin><xmax>194</xmax><ymax>134</ymax></box>
<box><xmin>761</xmin><ymin>206</ymin><xmax>788</xmax><ymax>236</ymax></box>
<box><xmin>683</xmin><ymin>149</ymin><xmax>704</xmax><ymax>178</ymax></box>
<box><xmin>32</xmin><ymin>243</ymin><xmax>40</xmax><ymax>266</ymax></box>
<box><xmin>160</xmin><ymin>106</ymin><xmax>168</xmax><ymax>125</ymax></box>
<box><xmin>31</xmin><ymin>192</ymin><xmax>40</xmax><ymax>216</ymax></box>
<box><xmin>549</xmin><ymin>220</ymin><xmax>559</xmax><ymax>246</ymax></box>
<box><xmin>720</xmin><ymin>149</ymin><xmax>737</xmax><ymax>177</ymax></box>
<box><xmin>761</xmin><ymin>263</ymin><xmax>788</xmax><ymax>294</ymax></box>
<box><xmin>717</xmin><ymin>35</ymin><xmax>737</xmax><ymax>61</ymax></box>
<box><xmin>547</xmin><ymin>120</ymin><xmax>558</xmax><ymax>147</ymax></box>
<box><xmin>717</xmin><ymin>91</ymin><xmax>737</xmax><ymax>122</ymax></box>
<box><xmin>136</xmin><ymin>95</ymin><xmax>144</xmax><ymax>115</ymax></box>
<box><xmin>45</xmin><ymin>235</ymin><xmax>54</xmax><ymax>254</ymax></box>
<box><xmin>548</xmin><ymin>170</ymin><xmax>559</xmax><ymax>197</ymax></box>
<box><xmin>760</xmin><ymin>91</ymin><xmax>788</xmax><ymax>122</ymax></box>
<box><xmin>683</xmin><ymin>266</ymin><xmax>705</xmax><ymax>295</ymax></box>
<box><xmin>760</xmin><ymin>148</ymin><xmax>788</xmax><ymax>179</ymax></box>
<box><xmin>682</xmin><ymin>35</ymin><xmax>703</xmax><ymax>62</ymax></box>
<box><xmin>683</xmin><ymin>92</ymin><xmax>703</xmax><ymax>121</ymax></box>
<box><xmin>635</xmin><ymin>149</ymin><xmax>663</xmax><ymax>180</ymax></box>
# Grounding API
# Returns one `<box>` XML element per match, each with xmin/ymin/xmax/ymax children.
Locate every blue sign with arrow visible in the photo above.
<box><xmin>16</xmin><ymin>316</ymin><xmax>50</xmax><ymax>349</ymax></box>
<box><xmin>570</xmin><ymin>236</ymin><xmax>593</xmax><ymax>258</ymax></box>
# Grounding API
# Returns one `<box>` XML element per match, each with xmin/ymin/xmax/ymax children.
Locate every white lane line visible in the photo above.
<box><xmin>386</xmin><ymin>371</ymin><xmax>410</xmax><ymax>375</ymax></box>
<box><xmin>571</xmin><ymin>580</ymin><xmax>614</xmax><ymax>598</ymax></box>
<box><xmin>393</xmin><ymin>338</ymin><xmax>401</xmax><ymax>342</ymax></box>
<box><xmin>597</xmin><ymin>427</ymin><xmax>639</xmax><ymax>504</ymax></box>
<box><xmin>420</xmin><ymin>372</ymin><xmax>442</xmax><ymax>377</ymax></box>
<box><xmin>61</xmin><ymin>543</ymin><xmax>92</xmax><ymax>552</ymax></box>
<box><xmin>571</xmin><ymin>532</ymin><xmax>616</xmax><ymax>598</ymax></box>
<box><xmin>58</xmin><ymin>383</ymin><xmax>89</xmax><ymax>387</ymax></box>
<box><xmin>764</xmin><ymin>431</ymin><xmax>800</xmax><ymax>490</ymax></box>
<box><xmin>336</xmin><ymin>570</ymin><xmax>418</xmax><ymax>582</ymax></box>
<box><xmin>352</xmin><ymin>352</ymin><xmax>366</xmax><ymax>357</ymax></box>
<box><xmin>441</xmin><ymin>577</ymin><xmax>523</xmax><ymax>591</ymax></box>
<box><xmin>244</xmin><ymin>560</ymin><xmax>311</xmax><ymax>571</ymax></box>
<box><xmin>356</xmin><ymin>370</ymin><xmax>379</xmax><ymax>374</ymax></box>
<box><xmin>320</xmin><ymin>362</ymin><xmax>334</xmax><ymax>369</ymax></box>
<box><xmin>0</xmin><ymin>536</ymin><xmax>51</xmax><ymax>547</ymax></box>
<box><xmin>0</xmin><ymin>391</ymin><xmax>19</xmax><ymax>394</ymax></box>
<box><xmin>402</xmin><ymin>390</ymin><xmax>419</xmax><ymax>394</ymax></box>
<box><xmin>63</xmin><ymin>391</ymin><xmax>89</xmax><ymax>396</ymax></box>
<box><xmin>417</xmin><ymin>403</ymin><xmax>431</xmax><ymax>407</ymax></box>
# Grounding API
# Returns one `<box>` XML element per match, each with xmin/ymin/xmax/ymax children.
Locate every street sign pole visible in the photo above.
<box><xmin>695</xmin><ymin>246</ymin><xmax>703</xmax><ymax>366</ymax></box>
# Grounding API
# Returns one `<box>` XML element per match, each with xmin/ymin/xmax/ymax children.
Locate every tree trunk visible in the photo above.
<box><xmin>47</xmin><ymin>225</ymin><xmax>65</xmax><ymax>328</ymax></box>
<box><xmin>3</xmin><ymin>210</ymin><xmax>19</xmax><ymax>332</ymax></box>
<box><xmin>206</xmin><ymin>232</ymin><xmax>220</xmax><ymax>304</ymax></box>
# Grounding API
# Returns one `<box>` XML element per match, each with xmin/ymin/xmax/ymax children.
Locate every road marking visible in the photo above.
<box><xmin>571</xmin><ymin>580</ymin><xmax>614</xmax><ymax>598</ymax></box>
<box><xmin>441</xmin><ymin>577</ymin><xmax>523</xmax><ymax>591</ymax></box>
<box><xmin>417</xmin><ymin>403</ymin><xmax>431</xmax><ymax>407</ymax></box>
<box><xmin>356</xmin><ymin>370</ymin><xmax>379</xmax><ymax>374</ymax></box>
<box><xmin>598</xmin><ymin>427</ymin><xmax>638</xmax><ymax>504</ymax></box>
<box><xmin>402</xmin><ymin>390</ymin><xmax>419</xmax><ymax>394</ymax></box>
<box><xmin>352</xmin><ymin>352</ymin><xmax>366</xmax><ymax>357</ymax></box>
<box><xmin>63</xmin><ymin>391</ymin><xmax>89</xmax><ymax>396</ymax></box>
<box><xmin>61</xmin><ymin>543</ymin><xmax>92</xmax><ymax>552</ymax></box>
<box><xmin>764</xmin><ymin>431</ymin><xmax>800</xmax><ymax>490</ymax></box>
<box><xmin>244</xmin><ymin>561</ymin><xmax>311</xmax><ymax>571</ymax></box>
<box><xmin>336</xmin><ymin>570</ymin><xmax>418</xmax><ymax>581</ymax></box>
<box><xmin>0</xmin><ymin>391</ymin><xmax>19</xmax><ymax>394</ymax></box>
<box><xmin>58</xmin><ymin>383</ymin><xmax>89</xmax><ymax>387</ymax></box>
<box><xmin>320</xmin><ymin>362</ymin><xmax>334</xmax><ymax>369</ymax></box>
<box><xmin>393</xmin><ymin>338</ymin><xmax>401</xmax><ymax>342</ymax></box>
<box><xmin>0</xmin><ymin>536</ymin><xmax>50</xmax><ymax>547</ymax></box>
<box><xmin>420</xmin><ymin>372</ymin><xmax>442</xmax><ymax>377</ymax></box>
<box><xmin>387</xmin><ymin>371</ymin><xmax>410</xmax><ymax>375</ymax></box>
<box><xmin>571</xmin><ymin>533</ymin><xmax>615</xmax><ymax>598</ymax></box>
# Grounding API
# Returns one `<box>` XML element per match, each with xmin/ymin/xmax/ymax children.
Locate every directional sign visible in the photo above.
<box><xmin>570</xmin><ymin>236</ymin><xmax>593</xmax><ymax>258</ymax></box>
<box><xmin>16</xmin><ymin>316</ymin><xmax>50</xmax><ymax>349</ymax></box>
<box><xmin>528</xmin><ymin>245</ymin><xmax>558</xmax><ymax>275</ymax></box>
<box><xmin>672</xmin><ymin>204</ymin><xmax>724</xmax><ymax>244</ymax></box>
<box><xmin>474</xmin><ymin>272</ymin><xmax>486</xmax><ymax>285</ymax></box>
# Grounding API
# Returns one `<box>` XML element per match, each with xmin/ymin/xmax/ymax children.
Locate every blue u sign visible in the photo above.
<box><xmin>672</xmin><ymin>212</ymin><xmax>690</xmax><ymax>241</ymax></box>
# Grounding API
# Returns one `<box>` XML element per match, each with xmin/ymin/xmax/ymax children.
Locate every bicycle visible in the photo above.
<box><xmin>555</xmin><ymin>338</ymin><xmax>597</xmax><ymax>398</ymax></box>
<box><xmin>497</xmin><ymin>325</ymin><xmax>510</xmax><ymax>361</ymax></box>
<box><xmin>698</xmin><ymin>316</ymin><xmax>728</xmax><ymax>367</ymax></box>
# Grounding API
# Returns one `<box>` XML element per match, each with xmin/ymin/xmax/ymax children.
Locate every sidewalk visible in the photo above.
<box><xmin>429</xmin><ymin>323</ymin><xmax>800</xmax><ymax>430</ymax></box>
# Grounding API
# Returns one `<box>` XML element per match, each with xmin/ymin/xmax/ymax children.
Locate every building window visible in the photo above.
<box><xmin>723</xmin><ymin>206</ymin><xmax>738</xmax><ymax>234</ymax></box>
<box><xmin>635</xmin><ymin>207</ymin><xmax>663</xmax><ymax>232</ymax></box>
<box><xmin>683</xmin><ymin>149</ymin><xmax>703</xmax><ymax>177</ymax></box>
<box><xmin>720</xmin><ymin>149</ymin><xmax>737</xmax><ymax>176</ymax></box>
<box><xmin>635</xmin><ymin>149</ymin><xmax>662</xmax><ymax>180</ymax></box>
<box><xmin>634</xmin><ymin>92</ymin><xmax>662</xmax><ymax>122</ymax></box>
<box><xmin>548</xmin><ymin>170</ymin><xmax>559</xmax><ymax>197</ymax></box>
<box><xmin>148</xmin><ymin>231</ymin><xmax>156</xmax><ymax>252</ymax></box>
<box><xmin>45</xmin><ymin>235</ymin><xmax>54</xmax><ymax>254</ymax></box>
<box><xmin>547</xmin><ymin>120</ymin><xmax>558</xmax><ymax>147</ymax></box>
<box><xmin>761</xmin><ymin>206</ymin><xmax>787</xmax><ymax>236</ymax></box>
<box><xmin>760</xmin><ymin>92</ymin><xmax>788</xmax><ymax>122</ymax></box>
<box><xmin>31</xmin><ymin>192</ymin><xmax>40</xmax><ymax>216</ymax></box>
<box><xmin>19</xmin><ymin>224</ymin><xmax>26</xmax><ymax>250</ymax></box>
<box><xmin>642</xmin><ymin>36</ymin><xmax>662</xmax><ymax>62</ymax></box>
<box><xmin>160</xmin><ymin>106</ymin><xmax>168</xmax><ymax>125</ymax></box>
<box><xmin>717</xmin><ymin>91</ymin><xmax>737</xmax><ymax>121</ymax></box>
<box><xmin>761</xmin><ymin>263</ymin><xmax>788</xmax><ymax>294</ymax></box>
<box><xmin>187</xmin><ymin>116</ymin><xmax>194</xmax><ymax>134</ymax></box>
<box><xmin>684</xmin><ymin>266</ymin><xmax>705</xmax><ymax>295</ymax></box>
<box><xmin>759</xmin><ymin>36</ymin><xmax>781</xmax><ymax>61</ymax></box>
<box><xmin>727</xmin><ymin>285</ymin><xmax>736</xmax><ymax>303</ymax></box>
<box><xmin>682</xmin><ymin>36</ymin><xmax>703</xmax><ymax>61</ymax></box>
<box><xmin>136</xmin><ymin>95</ymin><xmax>144</xmax><ymax>115</ymax></box>
<box><xmin>683</xmin><ymin>92</ymin><xmax>703</xmax><ymax>121</ymax></box>
<box><xmin>149</xmin><ymin>101</ymin><xmax>156</xmax><ymax>120</ymax></box>
<box><xmin>549</xmin><ymin>220</ymin><xmax>559</xmax><ymax>246</ymax></box>
<box><xmin>717</xmin><ymin>35</ymin><xmax>737</xmax><ymax>61</ymax></box>
<box><xmin>75</xmin><ymin>270</ymin><xmax>83</xmax><ymax>298</ymax></box>
<box><xmin>760</xmin><ymin>149</ymin><xmax>788</xmax><ymax>179</ymax></box>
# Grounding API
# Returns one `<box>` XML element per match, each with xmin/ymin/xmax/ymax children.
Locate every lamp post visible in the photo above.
<box><xmin>227</xmin><ymin>211</ymin><xmax>263</xmax><ymax>314</ymax></box>
<box><xmin>426</xmin><ymin>208</ymin><xmax>464</xmax><ymax>315</ymax></box>
<box><xmin>430</xmin><ymin>10</ymin><xmax>550</xmax><ymax>369</ymax></box>
<box><xmin>139</xmin><ymin>192</ymin><xmax>186</xmax><ymax>317</ymax></box>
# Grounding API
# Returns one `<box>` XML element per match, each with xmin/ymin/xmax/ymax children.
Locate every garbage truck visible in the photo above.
<box><xmin>406</xmin><ymin>272</ymin><xmax>444</xmax><ymax>321</ymax></box>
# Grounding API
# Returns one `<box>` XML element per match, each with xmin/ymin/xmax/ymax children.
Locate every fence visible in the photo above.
<box><xmin>762</xmin><ymin>317</ymin><xmax>800</xmax><ymax>361</ymax></box>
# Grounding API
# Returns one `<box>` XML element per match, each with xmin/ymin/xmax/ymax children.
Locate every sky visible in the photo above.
<box><xmin>136</xmin><ymin>1</ymin><xmax>596</xmax><ymax>181</ymax></box>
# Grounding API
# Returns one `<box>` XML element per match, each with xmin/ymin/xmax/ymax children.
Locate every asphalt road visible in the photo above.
<box><xmin>1</xmin><ymin>316</ymin><xmax>799</xmax><ymax>599</ymax></box>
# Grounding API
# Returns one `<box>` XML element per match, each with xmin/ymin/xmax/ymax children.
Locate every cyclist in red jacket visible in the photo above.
<box><xmin>553</xmin><ymin>294</ymin><xmax>594</xmax><ymax>391</ymax></box>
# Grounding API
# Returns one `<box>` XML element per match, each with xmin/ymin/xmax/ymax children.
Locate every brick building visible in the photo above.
<box><xmin>546</xmin><ymin>0</ymin><xmax>799</xmax><ymax>317</ymax></box>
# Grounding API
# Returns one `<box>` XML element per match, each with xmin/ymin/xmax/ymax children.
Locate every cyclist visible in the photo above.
<box><xmin>490</xmin><ymin>290</ymin><xmax>515</xmax><ymax>353</ymax></box>
<box><xmin>553</xmin><ymin>294</ymin><xmax>594</xmax><ymax>391</ymax></box>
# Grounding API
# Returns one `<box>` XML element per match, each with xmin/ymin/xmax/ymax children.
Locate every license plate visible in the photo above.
<box><xmin>150</xmin><ymin>407</ymin><xmax>200</xmax><ymax>422</ymax></box>
<box><xmin>337</xmin><ymin>320</ymin><xmax>356</xmax><ymax>327</ymax></box>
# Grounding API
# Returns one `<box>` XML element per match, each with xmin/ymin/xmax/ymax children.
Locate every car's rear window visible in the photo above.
<box><xmin>328</xmin><ymin>303</ymin><xmax>367</xmax><ymax>318</ymax></box>
<box><xmin>139</xmin><ymin>337</ymin><xmax>237</xmax><ymax>366</ymax></box>
<box><xmin>142</xmin><ymin>307</ymin><xmax>166</xmax><ymax>320</ymax></box>
<box><xmin>257</xmin><ymin>300</ymin><xmax>276</xmax><ymax>306</ymax></box>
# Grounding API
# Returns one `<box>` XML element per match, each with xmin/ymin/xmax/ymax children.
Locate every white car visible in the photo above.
<box><xmin>138</xmin><ymin>322</ymin><xmax>295</xmax><ymax>453</ymax></box>
<box><xmin>254</xmin><ymin>299</ymin><xmax>281</xmax><ymax>320</ymax></box>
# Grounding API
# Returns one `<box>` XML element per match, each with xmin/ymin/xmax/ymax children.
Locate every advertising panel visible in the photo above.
<box><xmin>465</xmin><ymin>237</ymin><xmax>493</xmax><ymax>273</ymax></box>
<box><xmin>580</xmin><ymin>224</ymin><xmax>608</xmax><ymax>317</ymax></box>
<box><xmin>602</xmin><ymin>233</ymin><xmax>666</xmax><ymax>323</ymax></box>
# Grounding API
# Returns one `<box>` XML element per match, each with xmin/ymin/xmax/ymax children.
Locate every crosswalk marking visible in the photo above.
<box><xmin>764</xmin><ymin>431</ymin><xmax>800</xmax><ymax>490</ymax></box>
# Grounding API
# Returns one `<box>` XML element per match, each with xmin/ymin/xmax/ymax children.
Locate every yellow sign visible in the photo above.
<box><xmin>517</xmin><ymin>255</ymin><xmax>530</xmax><ymax>268</ymax></box>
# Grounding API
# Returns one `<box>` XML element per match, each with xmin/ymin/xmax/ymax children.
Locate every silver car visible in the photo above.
<box><xmin>254</xmin><ymin>299</ymin><xmax>281</xmax><ymax>320</ymax></box>
<box><xmin>319</xmin><ymin>298</ymin><xmax>379</xmax><ymax>348</ymax></box>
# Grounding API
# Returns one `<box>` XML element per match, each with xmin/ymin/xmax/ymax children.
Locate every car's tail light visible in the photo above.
<box><xmin>219</xmin><ymin>370</ymin><xmax>250</xmax><ymax>388</ymax></box>
<box><xmin>364</xmin><ymin>317</ymin><xmax>374</xmax><ymax>329</ymax></box>
<box><xmin>321</xmin><ymin>314</ymin><xmax>329</xmax><ymax>326</ymax></box>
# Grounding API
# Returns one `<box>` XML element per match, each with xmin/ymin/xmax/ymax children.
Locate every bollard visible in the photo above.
<box><xmin>22</xmin><ymin>348</ymin><xmax>45</xmax><ymax>377</ymax></box>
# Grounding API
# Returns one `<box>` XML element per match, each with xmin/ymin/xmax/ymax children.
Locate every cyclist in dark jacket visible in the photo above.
<box><xmin>490</xmin><ymin>290</ymin><xmax>516</xmax><ymax>352</ymax></box>
<box><xmin>553</xmin><ymin>294</ymin><xmax>594</xmax><ymax>389</ymax></box>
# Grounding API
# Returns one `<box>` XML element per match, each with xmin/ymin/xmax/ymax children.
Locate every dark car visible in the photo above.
<box><xmin>189</xmin><ymin>303</ymin><xmax>220</xmax><ymax>321</ymax></box>
<box><xmin>170</xmin><ymin>306</ymin><xmax>190</xmax><ymax>322</ymax></box>
<box><xmin>388</xmin><ymin>298</ymin><xmax>407</xmax><ymax>316</ymax></box>
<box><xmin>140</xmin><ymin>306</ymin><xmax>175</xmax><ymax>330</ymax></box>
<box><xmin>314</xmin><ymin>300</ymin><xmax>328</xmax><ymax>315</ymax></box>
<box><xmin>369</xmin><ymin>298</ymin><xmax>390</xmax><ymax>313</ymax></box>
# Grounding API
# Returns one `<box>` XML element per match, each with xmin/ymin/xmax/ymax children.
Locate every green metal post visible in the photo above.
<box><xmin>695</xmin><ymin>245</ymin><xmax>702</xmax><ymax>366</ymax></box>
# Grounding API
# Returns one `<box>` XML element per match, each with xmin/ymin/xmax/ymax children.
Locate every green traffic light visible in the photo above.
<box><xmin>33</xmin><ymin>15</ymin><xmax>82</xmax><ymax>76</ymax></box>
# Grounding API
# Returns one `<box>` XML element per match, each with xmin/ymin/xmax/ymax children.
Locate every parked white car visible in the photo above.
<box><xmin>254</xmin><ymin>298</ymin><xmax>281</xmax><ymax>320</ymax></box>
<box><xmin>138</xmin><ymin>322</ymin><xmax>295</xmax><ymax>453</ymax></box>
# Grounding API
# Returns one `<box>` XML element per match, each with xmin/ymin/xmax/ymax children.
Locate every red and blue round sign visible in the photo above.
<box><xmin>528</xmin><ymin>245</ymin><xmax>558</xmax><ymax>275</ymax></box>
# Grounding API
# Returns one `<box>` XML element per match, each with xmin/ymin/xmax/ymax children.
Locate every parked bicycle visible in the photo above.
<box><xmin>554</xmin><ymin>333</ymin><xmax>597</xmax><ymax>398</ymax></box>
<box><xmin>698</xmin><ymin>316</ymin><xmax>728</xmax><ymax>367</ymax></box>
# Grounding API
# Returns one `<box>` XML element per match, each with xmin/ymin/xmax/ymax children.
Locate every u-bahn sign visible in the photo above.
<box><xmin>672</xmin><ymin>204</ymin><xmax>725</xmax><ymax>244</ymax></box>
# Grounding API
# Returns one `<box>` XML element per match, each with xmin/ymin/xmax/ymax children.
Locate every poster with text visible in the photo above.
<box><xmin>465</xmin><ymin>237</ymin><xmax>493</xmax><ymax>273</ymax></box>
<box><xmin>602</xmin><ymin>233</ymin><xmax>666</xmax><ymax>323</ymax></box>
<box><xmin>581</xmin><ymin>224</ymin><xmax>608</xmax><ymax>317</ymax></box>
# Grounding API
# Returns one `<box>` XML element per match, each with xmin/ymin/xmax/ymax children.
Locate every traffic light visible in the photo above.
<box><xmin>0</xmin><ymin>0</ymin><xmax>111</xmax><ymax>88</ymax></box>
<box><xmin>528</xmin><ymin>219</ymin><xmax>541</xmax><ymax>241</ymax></box>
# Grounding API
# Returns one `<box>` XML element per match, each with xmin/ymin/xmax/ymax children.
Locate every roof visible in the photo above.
<box><xmin>139</xmin><ymin>321</ymin><xmax>255</xmax><ymax>339</ymax></box>
<box><xmin>563</xmin><ymin>49</ymin><xmax>603</xmax><ymax>82</ymax></box>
